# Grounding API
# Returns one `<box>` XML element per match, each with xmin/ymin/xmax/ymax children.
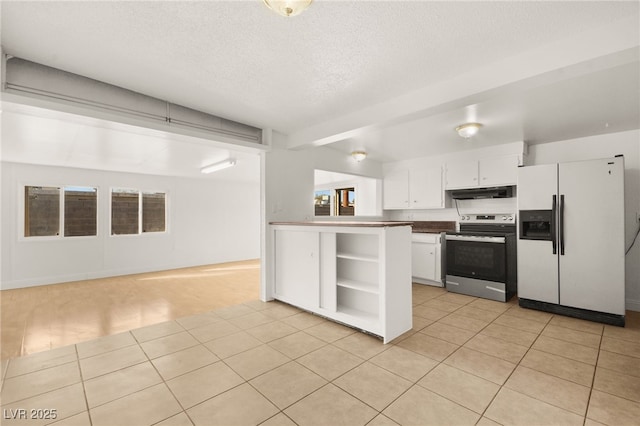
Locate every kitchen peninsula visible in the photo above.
<box><xmin>269</xmin><ymin>221</ymin><xmax>413</xmax><ymax>343</ymax></box>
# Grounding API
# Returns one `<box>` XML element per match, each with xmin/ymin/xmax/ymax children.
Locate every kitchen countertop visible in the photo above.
<box><xmin>269</xmin><ymin>220</ymin><xmax>457</xmax><ymax>231</ymax></box>
<box><xmin>269</xmin><ymin>221</ymin><xmax>413</xmax><ymax>227</ymax></box>
<box><xmin>411</xmin><ymin>221</ymin><xmax>457</xmax><ymax>233</ymax></box>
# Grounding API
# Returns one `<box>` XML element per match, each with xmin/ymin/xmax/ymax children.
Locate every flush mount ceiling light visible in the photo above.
<box><xmin>455</xmin><ymin>122</ymin><xmax>483</xmax><ymax>139</ymax></box>
<box><xmin>201</xmin><ymin>158</ymin><xmax>236</xmax><ymax>174</ymax></box>
<box><xmin>351</xmin><ymin>151</ymin><xmax>367</xmax><ymax>162</ymax></box>
<box><xmin>263</xmin><ymin>0</ymin><xmax>313</xmax><ymax>17</ymax></box>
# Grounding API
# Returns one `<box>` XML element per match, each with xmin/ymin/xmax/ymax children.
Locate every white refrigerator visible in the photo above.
<box><xmin>517</xmin><ymin>156</ymin><xmax>625</xmax><ymax>325</ymax></box>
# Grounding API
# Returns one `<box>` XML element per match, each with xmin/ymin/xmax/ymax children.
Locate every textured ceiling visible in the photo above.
<box><xmin>2</xmin><ymin>1</ymin><xmax>636</xmax><ymax>134</ymax></box>
<box><xmin>1</xmin><ymin>1</ymin><xmax>638</xmax><ymax>171</ymax></box>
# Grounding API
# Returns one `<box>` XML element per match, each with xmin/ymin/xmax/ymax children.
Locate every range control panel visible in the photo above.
<box><xmin>459</xmin><ymin>214</ymin><xmax>515</xmax><ymax>223</ymax></box>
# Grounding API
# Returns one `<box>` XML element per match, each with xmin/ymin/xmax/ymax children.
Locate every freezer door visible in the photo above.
<box><xmin>517</xmin><ymin>164</ymin><xmax>559</xmax><ymax>303</ymax></box>
<box><xmin>558</xmin><ymin>157</ymin><xmax>625</xmax><ymax>315</ymax></box>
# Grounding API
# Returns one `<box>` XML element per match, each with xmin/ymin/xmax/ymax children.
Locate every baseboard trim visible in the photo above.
<box><xmin>519</xmin><ymin>298</ymin><xmax>625</xmax><ymax>327</ymax></box>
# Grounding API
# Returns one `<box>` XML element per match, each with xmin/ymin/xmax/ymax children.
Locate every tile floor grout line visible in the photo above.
<box><xmin>493</xmin><ymin>312</ymin><xmax>596</xmax><ymax>422</ymax></box>
<box><xmin>74</xmin><ymin>343</ymin><xmax>94</xmax><ymax>426</ymax></box>
<box><xmin>141</xmin><ymin>342</ymin><xmax>197</xmax><ymax>426</ymax></box>
<box><xmin>476</xmin><ymin>312</ymin><xmax>548</xmax><ymax>423</ymax></box>
<box><xmin>583</xmin><ymin>323</ymin><xmax>605</xmax><ymax>424</ymax></box>
<box><xmin>0</xmin><ymin>364</ymin><xmax>85</xmax><ymax>408</ymax></box>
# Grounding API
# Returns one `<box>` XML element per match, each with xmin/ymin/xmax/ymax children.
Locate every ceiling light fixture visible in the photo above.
<box><xmin>263</xmin><ymin>0</ymin><xmax>313</xmax><ymax>17</ymax></box>
<box><xmin>455</xmin><ymin>122</ymin><xmax>483</xmax><ymax>139</ymax></box>
<box><xmin>201</xmin><ymin>158</ymin><xmax>236</xmax><ymax>174</ymax></box>
<box><xmin>351</xmin><ymin>151</ymin><xmax>367</xmax><ymax>162</ymax></box>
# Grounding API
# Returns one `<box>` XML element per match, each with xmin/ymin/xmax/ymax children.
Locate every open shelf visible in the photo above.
<box><xmin>336</xmin><ymin>233</ymin><xmax>378</xmax><ymax>260</ymax></box>
<box><xmin>336</xmin><ymin>304</ymin><xmax>379</xmax><ymax>323</ymax></box>
<box><xmin>336</xmin><ymin>285</ymin><xmax>379</xmax><ymax>321</ymax></box>
<box><xmin>336</xmin><ymin>278</ymin><xmax>379</xmax><ymax>295</ymax></box>
<box><xmin>336</xmin><ymin>252</ymin><xmax>378</xmax><ymax>262</ymax></box>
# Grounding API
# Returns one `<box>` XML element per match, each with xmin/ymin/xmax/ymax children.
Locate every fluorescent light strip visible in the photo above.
<box><xmin>201</xmin><ymin>159</ymin><xmax>236</xmax><ymax>174</ymax></box>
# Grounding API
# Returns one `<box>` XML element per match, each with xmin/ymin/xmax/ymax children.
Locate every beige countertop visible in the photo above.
<box><xmin>269</xmin><ymin>221</ymin><xmax>413</xmax><ymax>227</ymax></box>
<box><xmin>269</xmin><ymin>220</ymin><xmax>457</xmax><ymax>231</ymax></box>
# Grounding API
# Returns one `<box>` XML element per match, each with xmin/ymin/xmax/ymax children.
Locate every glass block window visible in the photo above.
<box><xmin>111</xmin><ymin>189</ymin><xmax>140</xmax><ymax>235</ymax></box>
<box><xmin>24</xmin><ymin>186</ymin><xmax>60</xmax><ymax>237</ymax></box>
<box><xmin>64</xmin><ymin>186</ymin><xmax>98</xmax><ymax>237</ymax></box>
<box><xmin>142</xmin><ymin>192</ymin><xmax>166</xmax><ymax>233</ymax></box>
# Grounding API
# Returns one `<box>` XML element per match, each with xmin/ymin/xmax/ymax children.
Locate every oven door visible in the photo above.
<box><xmin>445</xmin><ymin>235</ymin><xmax>507</xmax><ymax>283</ymax></box>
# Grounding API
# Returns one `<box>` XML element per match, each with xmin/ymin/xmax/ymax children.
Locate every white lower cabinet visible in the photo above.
<box><xmin>273</xmin><ymin>230</ymin><xmax>320</xmax><ymax>311</ymax></box>
<box><xmin>272</xmin><ymin>224</ymin><xmax>412</xmax><ymax>343</ymax></box>
<box><xmin>411</xmin><ymin>233</ymin><xmax>442</xmax><ymax>286</ymax></box>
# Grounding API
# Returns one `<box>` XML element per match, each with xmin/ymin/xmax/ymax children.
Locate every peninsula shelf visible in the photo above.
<box><xmin>269</xmin><ymin>221</ymin><xmax>412</xmax><ymax>343</ymax></box>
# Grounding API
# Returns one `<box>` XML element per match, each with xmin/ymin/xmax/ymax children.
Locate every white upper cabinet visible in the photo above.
<box><xmin>411</xmin><ymin>167</ymin><xmax>444</xmax><ymax>209</ymax></box>
<box><xmin>384</xmin><ymin>165</ymin><xmax>444</xmax><ymax>210</ymax></box>
<box><xmin>479</xmin><ymin>155</ymin><xmax>519</xmax><ymax>187</ymax></box>
<box><xmin>445</xmin><ymin>155</ymin><xmax>519</xmax><ymax>190</ymax></box>
<box><xmin>444</xmin><ymin>159</ymin><xmax>479</xmax><ymax>189</ymax></box>
<box><xmin>382</xmin><ymin>169</ymin><xmax>410</xmax><ymax>209</ymax></box>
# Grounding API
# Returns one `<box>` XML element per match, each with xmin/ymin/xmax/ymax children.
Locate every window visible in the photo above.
<box><xmin>64</xmin><ymin>186</ymin><xmax>98</xmax><ymax>236</ymax></box>
<box><xmin>25</xmin><ymin>186</ymin><xmax>60</xmax><ymax>236</ymax></box>
<box><xmin>313</xmin><ymin>170</ymin><xmax>381</xmax><ymax>217</ymax></box>
<box><xmin>24</xmin><ymin>185</ymin><xmax>97</xmax><ymax>238</ymax></box>
<box><xmin>335</xmin><ymin>187</ymin><xmax>355</xmax><ymax>216</ymax></box>
<box><xmin>142</xmin><ymin>192</ymin><xmax>166</xmax><ymax>233</ymax></box>
<box><xmin>314</xmin><ymin>190</ymin><xmax>331</xmax><ymax>216</ymax></box>
<box><xmin>111</xmin><ymin>189</ymin><xmax>166</xmax><ymax>235</ymax></box>
<box><xmin>111</xmin><ymin>189</ymin><xmax>140</xmax><ymax>235</ymax></box>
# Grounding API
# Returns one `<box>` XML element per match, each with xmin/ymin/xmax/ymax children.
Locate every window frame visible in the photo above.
<box><xmin>109</xmin><ymin>187</ymin><xmax>168</xmax><ymax>237</ymax></box>
<box><xmin>313</xmin><ymin>182</ymin><xmax>358</xmax><ymax>217</ymax></box>
<box><xmin>334</xmin><ymin>187</ymin><xmax>356</xmax><ymax>217</ymax></box>
<box><xmin>19</xmin><ymin>183</ymin><xmax>100</xmax><ymax>241</ymax></box>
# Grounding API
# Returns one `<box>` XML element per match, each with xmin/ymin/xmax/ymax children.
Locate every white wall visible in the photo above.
<box><xmin>1</xmin><ymin>162</ymin><xmax>260</xmax><ymax>289</ymax></box>
<box><xmin>528</xmin><ymin>130</ymin><xmax>640</xmax><ymax>311</ymax></box>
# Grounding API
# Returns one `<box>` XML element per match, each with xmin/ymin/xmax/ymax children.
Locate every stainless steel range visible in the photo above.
<box><xmin>445</xmin><ymin>214</ymin><xmax>517</xmax><ymax>302</ymax></box>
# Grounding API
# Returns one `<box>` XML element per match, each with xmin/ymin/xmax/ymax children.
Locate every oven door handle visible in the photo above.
<box><xmin>445</xmin><ymin>235</ymin><xmax>506</xmax><ymax>244</ymax></box>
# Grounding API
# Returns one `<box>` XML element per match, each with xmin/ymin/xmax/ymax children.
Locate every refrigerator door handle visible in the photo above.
<box><xmin>560</xmin><ymin>194</ymin><xmax>565</xmax><ymax>255</ymax></box>
<box><xmin>552</xmin><ymin>194</ymin><xmax>557</xmax><ymax>254</ymax></box>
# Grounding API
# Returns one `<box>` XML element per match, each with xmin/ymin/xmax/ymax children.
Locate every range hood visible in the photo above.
<box><xmin>449</xmin><ymin>186</ymin><xmax>514</xmax><ymax>200</ymax></box>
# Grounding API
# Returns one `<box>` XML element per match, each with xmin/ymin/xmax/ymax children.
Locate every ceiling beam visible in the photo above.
<box><xmin>285</xmin><ymin>16</ymin><xmax>639</xmax><ymax>151</ymax></box>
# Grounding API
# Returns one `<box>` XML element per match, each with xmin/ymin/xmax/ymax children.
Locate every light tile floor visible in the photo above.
<box><xmin>2</xmin><ymin>284</ymin><xmax>640</xmax><ymax>425</ymax></box>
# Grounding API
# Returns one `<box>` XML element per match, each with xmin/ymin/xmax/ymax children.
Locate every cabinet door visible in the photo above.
<box><xmin>411</xmin><ymin>241</ymin><xmax>437</xmax><ymax>281</ymax></box>
<box><xmin>383</xmin><ymin>169</ymin><xmax>409</xmax><ymax>209</ymax></box>
<box><xmin>479</xmin><ymin>155</ymin><xmax>519</xmax><ymax>187</ymax></box>
<box><xmin>410</xmin><ymin>167</ymin><xmax>443</xmax><ymax>209</ymax></box>
<box><xmin>445</xmin><ymin>160</ymin><xmax>479</xmax><ymax>189</ymax></box>
<box><xmin>274</xmin><ymin>230</ymin><xmax>320</xmax><ymax>310</ymax></box>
